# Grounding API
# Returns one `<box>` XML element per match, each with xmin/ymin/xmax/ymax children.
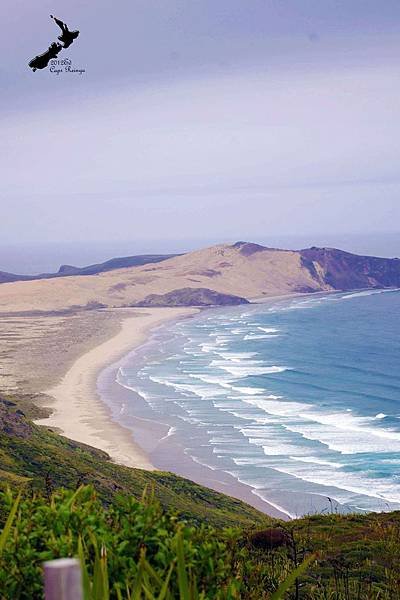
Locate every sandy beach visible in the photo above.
<box><xmin>0</xmin><ymin>297</ymin><xmax>289</xmax><ymax>516</ymax></box>
<box><xmin>35</xmin><ymin>307</ymin><xmax>198</xmax><ymax>470</ymax></box>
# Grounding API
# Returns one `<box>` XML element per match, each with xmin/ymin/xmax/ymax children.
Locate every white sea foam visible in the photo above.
<box><xmin>270</xmin><ymin>462</ymin><xmax>400</xmax><ymax>505</ymax></box>
<box><xmin>257</xmin><ymin>327</ymin><xmax>280</xmax><ymax>333</ymax></box>
<box><xmin>243</xmin><ymin>397</ymin><xmax>311</xmax><ymax>416</ymax></box>
<box><xmin>214</xmin><ymin>441</ymin><xmax>400</xmax><ymax>509</ymax></box>
<box><xmin>209</xmin><ymin>436</ymin><xmax>235</xmax><ymax>444</ymax></box>
<box><xmin>230</xmin><ymin>385</ymin><xmax>266</xmax><ymax>395</ymax></box>
<box><xmin>224</xmin><ymin>470</ymin><xmax>296</xmax><ymax>517</ymax></box>
<box><xmin>289</xmin><ymin>456</ymin><xmax>344</xmax><ymax>468</ymax></box>
<box><xmin>244</xmin><ymin>334</ymin><xmax>280</xmax><ymax>340</ymax></box>
<box><xmin>181</xmin><ymin>350</ymin><xmax>204</xmax><ymax>357</ymax></box>
<box><xmin>116</xmin><ymin>380</ymin><xmax>152</xmax><ymax>402</ymax></box>
<box><xmin>185</xmin><ymin>452</ymin><xmax>218</xmax><ymax>471</ymax></box>
<box><xmin>251</xmin><ymin>490</ymin><xmax>296</xmax><ymax>518</ymax></box>
<box><xmin>159</xmin><ymin>426</ymin><xmax>178</xmax><ymax>442</ymax></box>
<box><xmin>254</xmin><ymin>439</ymin><xmax>312</xmax><ymax>457</ymax></box>
<box><xmin>215</xmin><ymin>335</ymin><xmax>234</xmax><ymax>344</ymax></box>
<box><xmin>178</xmin><ymin>383</ymin><xmax>228</xmax><ymax>398</ymax></box>
<box><xmin>216</xmin><ymin>351</ymin><xmax>259</xmax><ymax>361</ymax></box>
<box><xmin>210</xmin><ymin>359</ymin><xmax>263</xmax><ymax>366</ymax></box>
<box><xmin>189</xmin><ymin>373</ymin><xmax>233</xmax><ymax>388</ymax></box>
<box><xmin>300</xmin><ymin>411</ymin><xmax>400</xmax><ymax>442</ymax></box>
<box><xmin>239</xmin><ymin>395</ymin><xmax>400</xmax><ymax>455</ymax></box>
<box><xmin>177</xmin><ymin>415</ymin><xmax>204</xmax><ymax>425</ymax></box>
<box><xmin>187</xmin><ymin>376</ymin><xmax>266</xmax><ymax>397</ymax></box>
<box><xmin>200</xmin><ymin>343</ymin><xmax>219</xmax><ymax>353</ymax></box>
<box><xmin>221</xmin><ymin>410</ymin><xmax>266</xmax><ymax>422</ymax></box>
<box><xmin>221</xmin><ymin>365</ymin><xmax>288</xmax><ymax>377</ymax></box>
<box><xmin>284</xmin><ymin>412</ymin><xmax>400</xmax><ymax>454</ymax></box>
<box><xmin>341</xmin><ymin>289</ymin><xmax>400</xmax><ymax>301</ymax></box>
<box><xmin>149</xmin><ymin>375</ymin><xmax>222</xmax><ymax>399</ymax></box>
<box><xmin>232</xmin><ymin>457</ymin><xmax>269</xmax><ymax>466</ymax></box>
<box><xmin>210</xmin><ymin>360</ymin><xmax>288</xmax><ymax>378</ymax></box>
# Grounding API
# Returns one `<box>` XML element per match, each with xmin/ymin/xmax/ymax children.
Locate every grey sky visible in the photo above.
<box><xmin>1</xmin><ymin>1</ymin><xmax>400</xmax><ymax>247</ymax></box>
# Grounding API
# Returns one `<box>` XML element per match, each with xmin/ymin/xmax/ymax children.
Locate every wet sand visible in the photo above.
<box><xmin>35</xmin><ymin>307</ymin><xmax>198</xmax><ymax>470</ymax></box>
<box><xmin>97</xmin><ymin>335</ymin><xmax>291</xmax><ymax>519</ymax></box>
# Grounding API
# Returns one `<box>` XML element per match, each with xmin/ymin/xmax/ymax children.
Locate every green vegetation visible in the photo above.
<box><xmin>2</xmin><ymin>394</ymin><xmax>400</xmax><ymax>598</ymax></box>
<box><xmin>0</xmin><ymin>395</ymin><xmax>268</xmax><ymax>528</ymax></box>
<box><xmin>0</xmin><ymin>485</ymin><xmax>313</xmax><ymax>599</ymax></box>
<box><xmin>1</xmin><ymin>486</ymin><xmax>400</xmax><ymax>599</ymax></box>
<box><xmin>0</xmin><ymin>486</ymin><xmax>254</xmax><ymax>598</ymax></box>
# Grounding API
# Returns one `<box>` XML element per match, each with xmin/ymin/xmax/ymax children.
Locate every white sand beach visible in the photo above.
<box><xmin>35</xmin><ymin>307</ymin><xmax>198</xmax><ymax>470</ymax></box>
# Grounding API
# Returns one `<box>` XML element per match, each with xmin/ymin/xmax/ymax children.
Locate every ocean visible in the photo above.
<box><xmin>101</xmin><ymin>289</ymin><xmax>400</xmax><ymax>518</ymax></box>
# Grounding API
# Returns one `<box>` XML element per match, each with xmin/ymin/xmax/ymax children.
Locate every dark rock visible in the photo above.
<box><xmin>249</xmin><ymin>528</ymin><xmax>292</xmax><ymax>550</ymax></box>
<box><xmin>133</xmin><ymin>287</ymin><xmax>250</xmax><ymax>307</ymax></box>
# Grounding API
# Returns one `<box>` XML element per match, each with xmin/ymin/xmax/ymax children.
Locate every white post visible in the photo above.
<box><xmin>43</xmin><ymin>558</ymin><xmax>83</xmax><ymax>600</ymax></box>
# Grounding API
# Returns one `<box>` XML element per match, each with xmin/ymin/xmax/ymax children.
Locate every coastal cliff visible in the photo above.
<box><xmin>300</xmin><ymin>246</ymin><xmax>400</xmax><ymax>290</ymax></box>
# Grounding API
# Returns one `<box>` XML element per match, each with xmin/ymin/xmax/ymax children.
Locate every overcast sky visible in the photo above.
<box><xmin>1</xmin><ymin>0</ymin><xmax>400</xmax><ymax>251</ymax></box>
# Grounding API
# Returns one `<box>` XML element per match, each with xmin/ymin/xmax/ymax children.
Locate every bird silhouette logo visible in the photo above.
<box><xmin>28</xmin><ymin>15</ymin><xmax>80</xmax><ymax>72</ymax></box>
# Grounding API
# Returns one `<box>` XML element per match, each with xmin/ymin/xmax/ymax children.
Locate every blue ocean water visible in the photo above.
<box><xmin>114</xmin><ymin>289</ymin><xmax>400</xmax><ymax>517</ymax></box>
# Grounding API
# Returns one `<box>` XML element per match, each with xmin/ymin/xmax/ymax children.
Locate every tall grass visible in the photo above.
<box><xmin>1</xmin><ymin>486</ymin><xmax>399</xmax><ymax>599</ymax></box>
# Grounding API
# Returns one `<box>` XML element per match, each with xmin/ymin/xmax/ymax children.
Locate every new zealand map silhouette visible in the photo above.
<box><xmin>28</xmin><ymin>15</ymin><xmax>80</xmax><ymax>72</ymax></box>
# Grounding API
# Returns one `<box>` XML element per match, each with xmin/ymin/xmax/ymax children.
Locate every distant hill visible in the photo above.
<box><xmin>0</xmin><ymin>253</ymin><xmax>178</xmax><ymax>284</ymax></box>
<box><xmin>55</xmin><ymin>253</ymin><xmax>180</xmax><ymax>276</ymax></box>
<box><xmin>0</xmin><ymin>241</ymin><xmax>399</xmax><ymax>313</ymax></box>
<box><xmin>0</xmin><ymin>270</ymin><xmax>33</xmax><ymax>284</ymax></box>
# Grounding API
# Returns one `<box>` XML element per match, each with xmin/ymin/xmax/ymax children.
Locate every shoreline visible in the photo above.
<box><xmin>96</xmin><ymin>297</ymin><xmax>307</xmax><ymax>519</ymax></box>
<box><xmin>10</xmin><ymin>286</ymin><xmax>399</xmax><ymax>519</ymax></box>
<box><xmin>33</xmin><ymin>296</ymin><xmax>298</xmax><ymax>518</ymax></box>
<box><xmin>34</xmin><ymin>292</ymin><xmax>325</xmax><ymax>519</ymax></box>
<box><xmin>35</xmin><ymin>307</ymin><xmax>199</xmax><ymax>471</ymax></box>
<box><xmin>98</xmin><ymin>361</ymin><xmax>291</xmax><ymax>519</ymax></box>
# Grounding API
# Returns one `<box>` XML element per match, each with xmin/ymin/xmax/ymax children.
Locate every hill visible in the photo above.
<box><xmin>0</xmin><ymin>393</ymin><xmax>268</xmax><ymax>529</ymax></box>
<box><xmin>134</xmin><ymin>287</ymin><xmax>249</xmax><ymax>307</ymax></box>
<box><xmin>0</xmin><ymin>253</ymin><xmax>177</xmax><ymax>284</ymax></box>
<box><xmin>0</xmin><ymin>241</ymin><xmax>399</xmax><ymax>313</ymax></box>
<box><xmin>300</xmin><ymin>246</ymin><xmax>400</xmax><ymax>290</ymax></box>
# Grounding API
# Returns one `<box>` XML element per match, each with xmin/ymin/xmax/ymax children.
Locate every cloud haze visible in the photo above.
<box><xmin>1</xmin><ymin>1</ymin><xmax>400</xmax><ymax>245</ymax></box>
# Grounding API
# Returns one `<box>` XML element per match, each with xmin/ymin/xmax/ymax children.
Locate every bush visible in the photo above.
<box><xmin>0</xmin><ymin>486</ymin><xmax>284</xmax><ymax>599</ymax></box>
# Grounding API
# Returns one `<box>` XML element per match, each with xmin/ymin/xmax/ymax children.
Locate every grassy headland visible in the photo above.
<box><xmin>0</xmin><ymin>393</ymin><xmax>267</xmax><ymax>529</ymax></box>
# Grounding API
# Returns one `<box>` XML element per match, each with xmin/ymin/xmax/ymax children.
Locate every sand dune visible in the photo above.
<box><xmin>0</xmin><ymin>243</ymin><xmax>326</xmax><ymax>313</ymax></box>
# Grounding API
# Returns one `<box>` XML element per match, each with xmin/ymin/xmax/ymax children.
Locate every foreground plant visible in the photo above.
<box><xmin>0</xmin><ymin>486</ymin><xmax>269</xmax><ymax>598</ymax></box>
<box><xmin>1</xmin><ymin>486</ymin><xmax>399</xmax><ymax>599</ymax></box>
